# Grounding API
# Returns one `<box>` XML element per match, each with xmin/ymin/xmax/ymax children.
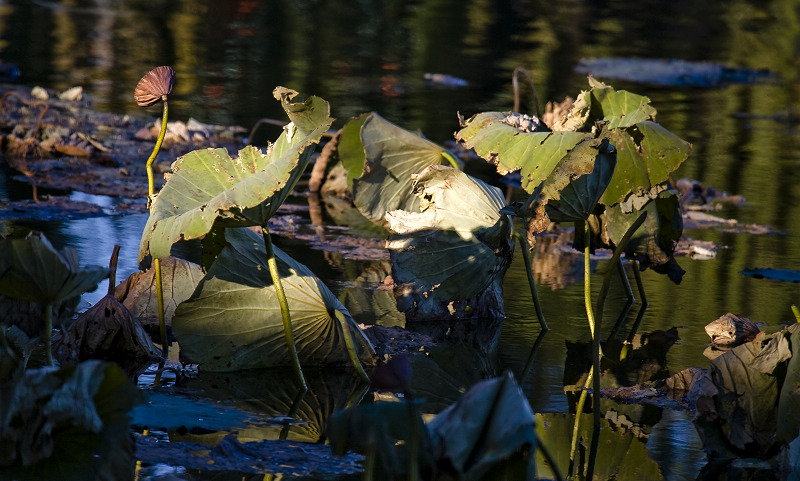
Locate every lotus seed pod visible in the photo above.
<box><xmin>134</xmin><ymin>66</ymin><xmax>176</xmax><ymax>107</ymax></box>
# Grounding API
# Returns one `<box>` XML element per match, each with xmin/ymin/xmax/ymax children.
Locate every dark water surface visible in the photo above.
<box><xmin>2</xmin><ymin>1</ymin><xmax>800</xmax><ymax>480</ymax></box>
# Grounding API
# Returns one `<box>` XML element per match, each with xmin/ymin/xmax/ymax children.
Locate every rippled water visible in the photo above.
<box><xmin>2</xmin><ymin>1</ymin><xmax>800</xmax><ymax>479</ymax></box>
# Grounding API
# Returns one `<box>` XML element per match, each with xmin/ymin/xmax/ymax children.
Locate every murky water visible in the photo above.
<box><xmin>2</xmin><ymin>1</ymin><xmax>800</xmax><ymax>479</ymax></box>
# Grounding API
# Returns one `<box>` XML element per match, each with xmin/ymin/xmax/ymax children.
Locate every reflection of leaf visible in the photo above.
<box><xmin>341</xmin><ymin>113</ymin><xmax>453</xmax><ymax>224</ymax></box>
<box><xmin>427</xmin><ymin>372</ymin><xmax>537</xmax><ymax>481</ymax></box>
<box><xmin>385</xmin><ymin>166</ymin><xmax>513</xmax><ymax>319</ymax></box>
<box><xmin>0</xmin><ymin>361</ymin><xmax>138</xmax><ymax>480</ymax></box>
<box><xmin>776</xmin><ymin>324</ymin><xmax>800</xmax><ymax>444</ymax></box>
<box><xmin>139</xmin><ymin>88</ymin><xmax>333</xmax><ymax>261</ymax></box>
<box><xmin>741</xmin><ymin>268</ymin><xmax>800</xmax><ymax>283</ymax></box>
<box><xmin>173</xmin><ymin>228</ymin><xmax>374</xmax><ymax>371</ymax></box>
<box><xmin>340</xmin><ymin>262</ymin><xmax>405</xmax><ymax>327</ymax></box>
<box><xmin>535</xmin><ymin>412</ymin><xmax>663</xmax><ymax>480</ymax></box>
<box><xmin>0</xmin><ymin>233</ymin><xmax>108</xmax><ymax>306</ymax></box>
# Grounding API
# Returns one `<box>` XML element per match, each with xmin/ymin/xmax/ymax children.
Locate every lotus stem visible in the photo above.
<box><xmin>631</xmin><ymin>260</ymin><xmax>648</xmax><ymax>306</ymax></box>
<box><xmin>146</xmin><ymin>100</ymin><xmax>170</xmax><ymax>359</ymax></box>
<box><xmin>262</xmin><ymin>225</ymin><xmax>307</xmax><ymax>390</ymax></box>
<box><xmin>514</xmin><ymin>233</ymin><xmax>548</xmax><ymax>331</ymax></box>
<box><xmin>793</xmin><ymin>305</ymin><xmax>800</xmax><ymax>323</ymax></box>
<box><xmin>512</xmin><ymin>66</ymin><xmax>540</xmax><ymax>117</ymax></box>
<box><xmin>617</xmin><ymin>258</ymin><xmax>634</xmax><ymax>302</ymax></box>
<box><xmin>43</xmin><ymin>302</ymin><xmax>53</xmax><ymax>366</ymax></box>
<box><xmin>583</xmin><ymin>221</ymin><xmax>595</xmax><ymax>336</ymax></box>
<box><xmin>334</xmin><ymin>310</ymin><xmax>369</xmax><ymax>382</ymax></box>
<box><xmin>569</xmin><ymin>367</ymin><xmax>593</xmax><ymax>475</ymax></box>
<box><xmin>441</xmin><ymin>150</ymin><xmax>460</xmax><ymax>169</ymax></box>
<box><xmin>408</xmin><ymin>400</ymin><xmax>420</xmax><ymax>481</ymax></box>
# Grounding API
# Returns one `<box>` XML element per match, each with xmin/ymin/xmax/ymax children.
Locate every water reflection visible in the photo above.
<box><xmin>2</xmin><ymin>0</ymin><xmax>800</xmax><ymax>479</ymax></box>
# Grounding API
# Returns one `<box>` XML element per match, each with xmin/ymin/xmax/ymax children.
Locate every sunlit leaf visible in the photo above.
<box><xmin>172</xmin><ymin>228</ymin><xmax>375</xmax><ymax>371</ymax></box>
<box><xmin>340</xmin><ymin>112</ymin><xmax>455</xmax><ymax>224</ymax></box>
<box><xmin>455</xmin><ymin>111</ymin><xmax>588</xmax><ymax>192</ymax></box>
<box><xmin>138</xmin><ymin>88</ymin><xmax>333</xmax><ymax>261</ymax></box>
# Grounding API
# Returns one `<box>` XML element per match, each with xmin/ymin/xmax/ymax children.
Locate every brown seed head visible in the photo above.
<box><xmin>134</xmin><ymin>66</ymin><xmax>176</xmax><ymax>107</ymax></box>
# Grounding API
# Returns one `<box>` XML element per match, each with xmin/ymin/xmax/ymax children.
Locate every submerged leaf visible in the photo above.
<box><xmin>139</xmin><ymin>88</ymin><xmax>333</xmax><ymax>261</ymax></box>
<box><xmin>172</xmin><ymin>228</ymin><xmax>375</xmax><ymax>371</ymax></box>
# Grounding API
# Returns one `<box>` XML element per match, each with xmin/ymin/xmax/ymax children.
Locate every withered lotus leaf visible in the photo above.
<box><xmin>134</xmin><ymin>66</ymin><xmax>176</xmax><ymax>107</ymax></box>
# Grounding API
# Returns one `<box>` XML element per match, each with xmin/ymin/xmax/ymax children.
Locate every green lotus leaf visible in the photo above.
<box><xmin>519</xmin><ymin>136</ymin><xmax>617</xmax><ymax>227</ymax></box>
<box><xmin>586</xmin><ymin>76</ymin><xmax>657</xmax><ymax>129</ymax></box>
<box><xmin>602</xmin><ymin>189</ymin><xmax>685</xmax><ymax>284</ymax></box>
<box><xmin>139</xmin><ymin>88</ymin><xmax>333</xmax><ymax>261</ymax></box>
<box><xmin>455</xmin><ymin>111</ymin><xmax>588</xmax><ymax>192</ymax></box>
<box><xmin>342</xmin><ymin>112</ymin><xmax>455</xmax><ymax>224</ymax></box>
<box><xmin>385</xmin><ymin>166</ymin><xmax>513</xmax><ymax>319</ymax></box>
<box><xmin>0</xmin><ymin>233</ymin><xmax>108</xmax><ymax>305</ymax></box>
<box><xmin>172</xmin><ymin>227</ymin><xmax>375</xmax><ymax>372</ymax></box>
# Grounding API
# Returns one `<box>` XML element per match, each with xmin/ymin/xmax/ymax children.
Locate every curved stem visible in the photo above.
<box><xmin>44</xmin><ymin>303</ymin><xmax>53</xmax><ymax>366</ymax></box>
<box><xmin>515</xmin><ymin>233</ymin><xmax>548</xmax><ymax>331</ymax></box>
<box><xmin>617</xmin><ymin>257</ymin><xmax>634</xmax><ymax>302</ymax></box>
<box><xmin>569</xmin><ymin>367</ymin><xmax>593</xmax><ymax>475</ymax></box>
<box><xmin>441</xmin><ymin>150</ymin><xmax>460</xmax><ymax>169</ymax></box>
<box><xmin>263</xmin><ymin>225</ymin><xmax>307</xmax><ymax>390</ymax></box>
<box><xmin>512</xmin><ymin>67</ymin><xmax>541</xmax><ymax>117</ymax></box>
<box><xmin>145</xmin><ymin>99</ymin><xmax>170</xmax><ymax>359</ymax></box>
<box><xmin>584</xmin><ymin>221</ymin><xmax>595</xmax><ymax>337</ymax></box>
<box><xmin>334</xmin><ymin>310</ymin><xmax>370</xmax><ymax>382</ymax></box>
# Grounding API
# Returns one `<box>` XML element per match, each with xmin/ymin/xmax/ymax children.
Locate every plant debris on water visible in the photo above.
<box><xmin>0</xmin><ymin>63</ymin><xmax>796</xmax><ymax>481</ymax></box>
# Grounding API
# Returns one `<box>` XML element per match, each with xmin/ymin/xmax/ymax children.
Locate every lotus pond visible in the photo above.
<box><xmin>1</xmin><ymin>1</ymin><xmax>800</xmax><ymax>480</ymax></box>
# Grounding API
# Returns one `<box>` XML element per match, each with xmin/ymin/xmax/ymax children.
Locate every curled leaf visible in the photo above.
<box><xmin>134</xmin><ymin>66</ymin><xmax>176</xmax><ymax>107</ymax></box>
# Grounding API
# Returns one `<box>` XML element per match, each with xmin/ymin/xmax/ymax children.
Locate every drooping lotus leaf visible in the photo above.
<box><xmin>427</xmin><ymin>372</ymin><xmax>537</xmax><ymax>481</ymax></box>
<box><xmin>172</xmin><ymin>227</ymin><xmax>375</xmax><ymax>371</ymax></box>
<box><xmin>0</xmin><ymin>233</ymin><xmax>108</xmax><ymax>306</ymax></box>
<box><xmin>384</xmin><ymin>166</ymin><xmax>513</xmax><ymax>319</ymax></box>
<box><xmin>455</xmin><ymin>111</ymin><xmax>589</xmax><ymax>192</ymax></box>
<box><xmin>139</xmin><ymin>88</ymin><xmax>334</xmax><ymax>261</ymax></box>
<box><xmin>565</xmin><ymin>77</ymin><xmax>691</xmax><ymax>206</ymax></box>
<box><xmin>516</xmin><ymin>136</ymin><xmax>616</xmax><ymax>240</ymax></box>
<box><xmin>461</xmin><ymin>77</ymin><xmax>691</xmax><ymax>209</ymax></box>
<box><xmin>0</xmin><ymin>360</ymin><xmax>138</xmax><ymax>480</ymax></box>
<box><xmin>329</xmin><ymin>400</ymin><xmax>434</xmax><ymax>479</ymax></box>
<box><xmin>339</xmin><ymin>112</ymin><xmax>456</xmax><ymax>224</ymax></box>
<box><xmin>602</xmin><ymin>189</ymin><xmax>685</xmax><ymax>284</ymax></box>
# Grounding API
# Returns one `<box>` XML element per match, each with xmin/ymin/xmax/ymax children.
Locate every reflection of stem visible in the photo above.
<box><xmin>334</xmin><ymin>310</ymin><xmax>370</xmax><ymax>382</ymax></box>
<box><xmin>515</xmin><ymin>233</ymin><xmax>548</xmax><ymax>331</ymax></box>
<box><xmin>617</xmin><ymin>257</ymin><xmax>634</xmax><ymax>302</ymax></box>
<box><xmin>44</xmin><ymin>303</ymin><xmax>53</xmax><ymax>366</ymax></box>
<box><xmin>441</xmin><ymin>150</ymin><xmax>459</xmax><ymax>169</ymax></box>
<box><xmin>632</xmin><ymin>260</ymin><xmax>648</xmax><ymax>306</ymax></box>
<box><xmin>146</xmin><ymin>99</ymin><xmax>170</xmax><ymax>359</ymax></box>
<box><xmin>408</xmin><ymin>400</ymin><xmax>420</xmax><ymax>481</ymax></box>
<box><xmin>569</xmin><ymin>367</ymin><xmax>593</xmax><ymax>475</ymax></box>
<box><xmin>585</xmin><ymin>423</ymin><xmax>601</xmax><ymax>481</ymax></box>
<box><xmin>621</xmin><ymin>304</ymin><xmax>648</xmax><ymax>361</ymax></box>
<box><xmin>262</xmin><ymin>225</ymin><xmax>307</xmax><ymax>390</ymax></box>
<box><xmin>512</xmin><ymin>67</ymin><xmax>540</xmax><ymax>117</ymax></box>
<box><xmin>279</xmin><ymin>387</ymin><xmax>308</xmax><ymax>441</ymax></box>
<box><xmin>520</xmin><ymin>329</ymin><xmax>547</xmax><ymax>381</ymax></box>
<box><xmin>538</xmin><ymin>439</ymin><xmax>565</xmax><ymax>481</ymax></box>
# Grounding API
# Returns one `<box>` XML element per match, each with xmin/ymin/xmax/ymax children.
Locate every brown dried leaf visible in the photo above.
<box><xmin>134</xmin><ymin>66</ymin><xmax>175</xmax><ymax>107</ymax></box>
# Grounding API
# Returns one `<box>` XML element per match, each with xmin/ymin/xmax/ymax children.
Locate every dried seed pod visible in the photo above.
<box><xmin>134</xmin><ymin>66</ymin><xmax>176</xmax><ymax>107</ymax></box>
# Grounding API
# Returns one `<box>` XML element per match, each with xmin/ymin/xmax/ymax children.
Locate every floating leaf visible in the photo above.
<box><xmin>139</xmin><ymin>88</ymin><xmax>333</xmax><ymax>261</ymax></box>
<box><xmin>385</xmin><ymin>166</ymin><xmax>514</xmax><ymax>319</ymax></box>
<box><xmin>340</xmin><ymin>112</ymin><xmax>455</xmax><ymax>224</ymax></box>
<box><xmin>172</xmin><ymin>228</ymin><xmax>375</xmax><ymax>371</ymax></box>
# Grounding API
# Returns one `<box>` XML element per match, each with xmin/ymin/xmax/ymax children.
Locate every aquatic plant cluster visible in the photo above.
<box><xmin>2</xmin><ymin>64</ymin><xmax>798</xmax><ymax>480</ymax></box>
